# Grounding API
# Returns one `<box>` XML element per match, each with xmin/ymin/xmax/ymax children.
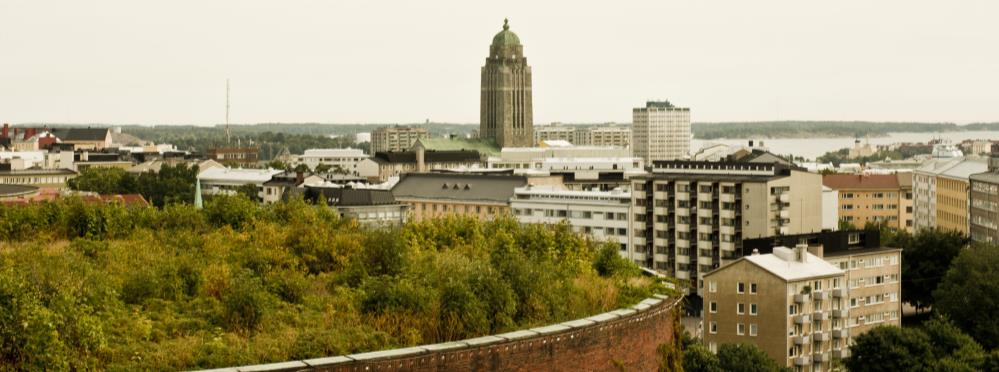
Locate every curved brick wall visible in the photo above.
<box><xmin>204</xmin><ymin>294</ymin><xmax>681</xmax><ymax>372</ymax></box>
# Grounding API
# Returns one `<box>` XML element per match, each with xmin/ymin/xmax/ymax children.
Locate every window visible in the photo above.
<box><xmin>708</xmin><ymin>281</ymin><xmax>717</xmax><ymax>293</ymax></box>
<box><xmin>750</xmin><ymin>323</ymin><xmax>758</xmax><ymax>336</ymax></box>
<box><xmin>737</xmin><ymin>303</ymin><xmax>745</xmax><ymax>314</ymax></box>
<box><xmin>737</xmin><ymin>282</ymin><xmax>745</xmax><ymax>294</ymax></box>
<box><xmin>789</xmin><ymin>304</ymin><xmax>797</xmax><ymax>315</ymax></box>
<box><xmin>737</xmin><ymin>323</ymin><xmax>745</xmax><ymax>335</ymax></box>
<box><xmin>709</xmin><ymin>302</ymin><xmax>717</xmax><ymax>313</ymax></box>
<box><xmin>750</xmin><ymin>283</ymin><xmax>757</xmax><ymax>294</ymax></box>
<box><xmin>750</xmin><ymin>303</ymin><xmax>758</xmax><ymax>316</ymax></box>
<box><xmin>707</xmin><ymin>321</ymin><xmax>718</xmax><ymax>334</ymax></box>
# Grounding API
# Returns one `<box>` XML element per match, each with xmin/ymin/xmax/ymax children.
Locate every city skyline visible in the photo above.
<box><xmin>2</xmin><ymin>0</ymin><xmax>998</xmax><ymax>125</ymax></box>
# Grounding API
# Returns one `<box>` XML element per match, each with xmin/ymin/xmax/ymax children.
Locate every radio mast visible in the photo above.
<box><xmin>225</xmin><ymin>78</ymin><xmax>231</xmax><ymax>145</ymax></box>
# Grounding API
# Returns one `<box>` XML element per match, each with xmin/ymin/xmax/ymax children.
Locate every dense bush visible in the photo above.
<box><xmin>0</xmin><ymin>197</ymin><xmax>669</xmax><ymax>370</ymax></box>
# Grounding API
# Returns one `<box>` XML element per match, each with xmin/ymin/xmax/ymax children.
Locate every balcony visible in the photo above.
<box><xmin>720</xmin><ymin>194</ymin><xmax>735</xmax><ymax>203</ymax></box>
<box><xmin>832</xmin><ymin>288</ymin><xmax>847</xmax><ymax>298</ymax></box>
<box><xmin>780</xmin><ymin>194</ymin><xmax>791</xmax><ymax>203</ymax></box>
<box><xmin>793</xmin><ymin>356</ymin><xmax>811</xmax><ymax>366</ymax></box>
<box><xmin>813</xmin><ymin>291</ymin><xmax>829</xmax><ymax>301</ymax></box>
<box><xmin>794</xmin><ymin>293</ymin><xmax>810</xmax><ymax>303</ymax></box>
<box><xmin>833</xmin><ymin>349</ymin><xmax>850</xmax><ymax>359</ymax></box>
<box><xmin>792</xmin><ymin>335</ymin><xmax>810</xmax><ymax>345</ymax></box>
<box><xmin>832</xmin><ymin>309</ymin><xmax>848</xmax><ymax>319</ymax></box>
<box><xmin>813</xmin><ymin>311</ymin><xmax>830</xmax><ymax>321</ymax></box>
<box><xmin>794</xmin><ymin>314</ymin><xmax>811</xmax><ymax>324</ymax></box>
<box><xmin>779</xmin><ymin>209</ymin><xmax>790</xmax><ymax>219</ymax></box>
<box><xmin>779</xmin><ymin>226</ymin><xmax>790</xmax><ymax>235</ymax></box>
<box><xmin>813</xmin><ymin>331</ymin><xmax>831</xmax><ymax>342</ymax></box>
<box><xmin>833</xmin><ymin>329</ymin><xmax>849</xmax><ymax>339</ymax></box>
<box><xmin>813</xmin><ymin>352</ymin><xmax>831</xmax><ymax>363</ymax></box>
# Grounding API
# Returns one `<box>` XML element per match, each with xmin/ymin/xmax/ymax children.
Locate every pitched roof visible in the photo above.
<box><xmin>50</xmin><ymin>128</ymin><xmax>110</xmax><ymax>142</ymax></box>
<box><xmin>391</xmin><ymin>173</ymin><xmax>527</xmax><ymax>204</ymax></box>
<box><xmin>304</xmin><ymin>186</ymin><xmax>398</xmax><ymax>206</ymax></box>
<box><xmin>822</xmin><ymin>174</ymin><xmax>900</xmax><ymax>190</ymax></box>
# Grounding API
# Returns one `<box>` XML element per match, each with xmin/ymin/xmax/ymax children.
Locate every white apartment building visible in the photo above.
<box><xmin>487</xmin><ymin>145</ymin><xmax>631</xmax><ymax>170</ymax></box>
<box><xmin>370</xmin><ymin>126</ymin><xmax>428</xmax><ymax>153</ymax></box>
<box><xmin>533</xmin><ymin>125</ymin><xmax>576</xmax><ymax>144</ymax></box>
<box><xmin>632</xmin><ymin>100</ymin><xmax>691</xmax><ymax>164</ymax></box>
<box><xmin>511</xmin><ymin>185</ymin><xmax>634</xmax><ymax>254</ymax></box>
<box><xmin>297</xmin><ymin>148</ymin><xmax>378</xmax><ymax>178</ymax></box>
<box><xmin>198</xmin><ymin>167</ymin><xmax>283</xmax><ymax>200</ymax></box>
<box><xmin>587</xmin><ymin>126</ymin><xmax>631</xmax><ymax>148</ymax></box>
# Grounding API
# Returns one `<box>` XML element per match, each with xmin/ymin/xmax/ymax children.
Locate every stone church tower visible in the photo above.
<box><xmin>480</xmin><ymin>19</ymin><xmax>533</xmax><ymax>148</ymax></box>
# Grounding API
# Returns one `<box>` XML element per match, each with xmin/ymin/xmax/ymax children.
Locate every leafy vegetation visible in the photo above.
<box><xmin>67</xmin><ymin>164</ymin><xmax>198</xmax><ymax>207</ymax></box>
<box><xmin>816</xmin><ymin>143</ymin><xmax>932</xmax><ymax>165</ymax></box>
<box><xmin>677</xmin><ymin>333</ymin><xmax>790</xmax><ymax>372</ymax></box>
<box><xmin>875</xmin><ymin>227</ymin><xmax>969</xmax><ymax>313</ymax></box>
<box><xmin>692</xmin><ymin>121</ymin><xmax>998</xmax><ymax>140</ymax></box>
<box><xmin>0</xmin><ymin>197</ymin><xmax>668</xmax><ymax>370</ymax></box>
<box><xmin>847</xmin><ymin>317</ymin><xmax>997</xmax><ymax>371</ymax></box>
<box><xmin>934</xmin><ymin>243</ymin><xmax>999</xmax><ymax>349</ymax></box>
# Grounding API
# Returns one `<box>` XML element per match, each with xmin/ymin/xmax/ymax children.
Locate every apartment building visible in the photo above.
<box><xmin>744</xmin><ymin>230</ymin><xmax>903</xmax><ymax>348</ymax></box>
<box><xmin>587</xmin><ymin>126</ymin><xmax>631</xmax><ymax>148</ymax></box>
<box><xmin>629</xmin><ymin>160</ymin><xmax>823</xmax><ymax>288</ymax></box>
<box><xmin>370</xmin><ymin>126</ymin><xmax>428</xmax><ymax>153</ymax></box>
<box><xmin>970</xmin><ymin>147</ymin><xmax>999</xmax><ymax>243</ymax></box>
<box><xmin>632</xmin><ymin>100</ymin><xmax>691</xmax><ymax>163</ymax></box>
<box><xmin>822</xmin><ymin>173</ymin><xmax>912</xmax><ymax>230</ymax></box>
<box><xmin>533</xmin><ymin>125</ymin><xmax>576</xmax><ymax>144</ymax></box>
<box><xmin>703</xmin><ymin>245</ymin><xmax>847</xmax><ymax>370</ymax></box>
<box><xmin>913</xmin><ymin>156</ymin><xmax>988</xmax><ymax>234</ymax></box>
<box><xmin>303</xmin><ymin>185</ymin><xmax>407</xmax><ymax>226</ymax></box>
<box><xmin>297</xmin><ymin>148</ymin><xmax>378</xmax><ymax>178</ymax></box>
<box><xmin>511</xmin><ymin>185</ymin><xmax>633</xmax><ymax>253</ymax></box>
<box><xmin>372</xmin><ymin>150</ymin><xmax>482</xmax><ymax>182</ymax></box>
<box><xmin>198</xmin><ymin>167</ymin><xmax>283</xmax><ymax>201</ymax></box>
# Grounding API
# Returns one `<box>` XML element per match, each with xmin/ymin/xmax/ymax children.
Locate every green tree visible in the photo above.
<box><xmin>234</xmin><ymin>183</ymin><xmax>262</xmax><ymax>203</ymax></box>
<box><xmin>313</xmin><ymin>163</ymin><xmax>333</xmax><ymax>174</ymax></box>
<box><xmin>67</xmin><ymin>167</ymin><xmax>133</xmax><ymax>194</ymax></box>
<box><xmin>716</xmin><ymin>343</ymin><xmax>788</xmax><ymax>372</ymax></box>
<box><xmin>902</xmin><ymin>228</ymin><xmax>967</xmax><ymax>312</ymax></box>
<box><xmin>682</xmin><ymin>342</ymin><xmax>721</xmax><ymax>372</ymax></box>
<box><xmin>846</xmin><ymin>326</ymin><xmax>933</xmax><ymax>372</ymax></box>
<box><xmin>934</xmin><ymin>243</ymin><xmax>999</xmax><ymax>348</ymax></box>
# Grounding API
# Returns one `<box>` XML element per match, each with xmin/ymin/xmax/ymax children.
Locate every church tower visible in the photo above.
<box><xmin>481</xmin><ymin>19</ymin><xmax>533</xmax><ymax>148</ymax></box>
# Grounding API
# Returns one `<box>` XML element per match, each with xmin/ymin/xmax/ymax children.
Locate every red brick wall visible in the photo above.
<box><xmin>309</xmin><ymin>296</ymin><xmax>680</xmax><ymax>372</ymax></box>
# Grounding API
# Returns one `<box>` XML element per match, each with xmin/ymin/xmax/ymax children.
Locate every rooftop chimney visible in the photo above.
<box><xmin>990</xmin><ymin>143</ymin><xmax>999</xmax><ymax>173</ymax></box>
<box><xmin>296</xmin><ymin>171</ymin><xmax>305</xmax><ymax>185</ymax></box>
<box><xmin>794</xmin><ymin>244</ymin><xmax>808</xmax><ymax>263</ymax></box>
<box><xmin>751</xmin><ymin>248</ymin><xmax>760</xmax><ymax>256</ymax></box>
<box><xmin>1</xmin><ymin>123</ymin><xmax>8</xmax><ymax>138</ymax></box>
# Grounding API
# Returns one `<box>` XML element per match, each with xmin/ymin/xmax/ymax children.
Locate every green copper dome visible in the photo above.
<box><xmin>491</xmin><ymin>19</ymin><xmax>521</xmax><ymax>46</ymax></box>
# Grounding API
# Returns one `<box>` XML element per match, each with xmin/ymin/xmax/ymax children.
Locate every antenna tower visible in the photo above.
<box><xmin>225</xmin><ymin>79</ymin><xmax>231</xmax><ymax>145</ymax></box>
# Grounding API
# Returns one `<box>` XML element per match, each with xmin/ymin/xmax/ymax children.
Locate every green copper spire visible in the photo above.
<box><xmin>491</xmin><ymin>18</ymin><xmax>520</xmax><ymax>46</ymax></box>
<box><xmin>194</xmin><ymin>176</ymin><xmax>203</xmax><ymax>209</ymax></box>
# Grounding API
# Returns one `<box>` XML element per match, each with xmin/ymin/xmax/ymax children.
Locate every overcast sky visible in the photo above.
<box><xmin>1</xmin><ymin>1</ymin><xmax>997</xmax><ymax>125</ymax></box>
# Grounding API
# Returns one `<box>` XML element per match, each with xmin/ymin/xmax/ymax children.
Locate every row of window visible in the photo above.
<box><xmin>706</xmin><ymin>281</ymin><xmax>758</xmax><ymax>294</ymax></box>
<box><xmin>708</xmin><ymin>301</ymin><xmax>758</xmax><ymax>316</ymax></box>
<box><xmin>707</xmin><ymin>321</ymin><xmax>758</xmax><ymax>337</ymax></box>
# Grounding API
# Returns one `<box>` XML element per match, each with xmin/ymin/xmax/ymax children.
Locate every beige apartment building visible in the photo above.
<box><xmin>390</xmin><ymin>173</ymin><xmax>527</xmax><ymax>221</ymax></box>
<box><xmin>632</xmin><ymin>100</ymin><xmax>691</xmax><ymax>163</ymax></box>
<box><xmin>587</xmin><ymin>126</ymin><xmax>631</xmax><ymax>148</ymax></box>
<box><xmin>823</xmin><ymin>173</ymin><xmax>912</xmax><ymax>230</ymax></box>
<box><xmin>733</xmin><ymin>230</ymin><xmax>903</xmax><ymax>369</ymax></box>
<box><xmin>370</xmin><ymin>126</ymin><xmax>428</xmax><ymax>153</ymax></box>
<box><xmin>704</xmin><ymin>246</ymin><xmax>847</xmax><ymax>370</ymax></box>
<box><xmin>913</xmin><ymin>156</ymin><xmax>988</xmax><ymax>235</ymax></box>
<box><xmin>630</xmin><ymin>160</ymin><xmax>823</xmax><ymax>290</ymax></box>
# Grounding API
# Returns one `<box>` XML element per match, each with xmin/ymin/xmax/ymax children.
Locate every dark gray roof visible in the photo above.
<box><xmin>304</xmin><ymin>186</ymin><xmax>398</xmax><ymax>206</ymax></box>
<box><xmin>391</xmin><ymin>173</ymin><xmax>527</xmax><ymax>204</ymax></box>
<box><xmin>971</xmin><ymin>171</ymin><xmax>999</xmax><ymax>184</ymax></box>
<box><xmin>373</xmin><ymin>150</ymin><xmax>481</xmax><ymax>164</ymax></box>
<box><xmin>50</xmin><ymin>128</ymin><xmax>110</xmax><ymax>142</ymax></box>
<box><xmin>0</xmin><ymin>184</ymin><xmax>39</xmax><ymax>197</ymax></box>
<box><xmin>0</xmin><ymin>167</ymin><xmax>77</xmax><ymax>175</ymax></box>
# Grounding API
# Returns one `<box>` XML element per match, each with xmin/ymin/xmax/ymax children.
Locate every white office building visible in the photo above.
<box><xmin>511</xmin><ymin>185</ymin><xmax>635</xmax><ymax>255</ymax></box>
<box><xmin>297</xmin><ymin>148</ymin><xmax>378</xmax><ymax>178</ymax></box>
<box><xmin>632</xmin><ymin>100</ymin><xmax>691</xmax><ymax>164</ymax></box>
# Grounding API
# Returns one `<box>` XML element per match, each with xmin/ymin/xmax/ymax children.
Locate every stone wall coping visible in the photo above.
<box><xmin>237</xmin><ymin>361</ymin><xmax>309</xmax><ymax>372</ymax></box>
<box><xmin>529</xmin><ymin>324</ymin><xmax>572</xmax><ymax>335</ymax></box>
<box><xmin>559</xmin><ymin>319</ymin><xmax>596</xmax><ymax>328</ymax></box>
<box><xmin>609</xmin><ymin>308</ymin><xmax>637</xmax><ymax>317</ymax></box>
<box><xmin>302</xmin><ymin>356</ymin><xmax>353</xmax><ymax>367</ymax></box>
<box><xmin>495</xmin><ymin>330</ymin><xmax>539</xmax><ymax>340</ymax></box>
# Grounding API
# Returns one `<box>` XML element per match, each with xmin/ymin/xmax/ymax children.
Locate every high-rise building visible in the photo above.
<box><xmin>371</xmin><ymin>126</ymin><xmax>428</xmax><ymax>153</ymax></box>
<box><xmin>632</xmin><ymin>101</ymin><xmax>690</xmax><ymax>163</ymax></box>
<box><xmin>480</xmin><ymin>19</ymin><xmax>533</xmax><ymax>148</ymax></box>
<box><xmin>629</xmin><ymin>159</ymin><xmax>823</xmax><ymax>289</ymax></box>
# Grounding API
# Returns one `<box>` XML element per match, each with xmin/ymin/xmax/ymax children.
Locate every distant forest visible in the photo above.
<box><xmin>692</xmin><ymin>121</ymin><xmax>999</xmax><ymax>139</ymax></box>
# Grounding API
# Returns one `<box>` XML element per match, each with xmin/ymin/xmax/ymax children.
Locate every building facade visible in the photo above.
<box><xmin>371</xmin><ymin>126</ymin><xmax>428</xmax><ymax>153</ymax></box>
<box><xmin>913</xmin><ymin>156</ymin><xmax>988</xmax><ymax>234</ymax></box>
<box><xmin>511</xmin><ymin>185</ymin><xmax>634</xmax><ymax>254</ymax></box>
<box><xmin>588</xmin><ymin>126</ymin><xmax>631</xmax><ymax>148</ymax></box>
<box><xmin>629</xmin><ymin>160</ymin><xmax>823</xmax><ymax>289</ymax></box>
<box><xmin>822</xmin><ymin>174</ymin><xmax>910</xmax><ymax>230</ymax></box>
<box><xmin>970</xmin><ymin>148</ymin><xmax>999</xmax><ymax>243</ymax></box>
<box><xmin>480</xmin><ymin>19</ymin><xmax>533</xmax><ymax>148</ymax></box>
<box><xmin>703</xmin><ymin>246</ymin><xmax>847</xmax><ymax>370</ymax></box>
<box><xmin>632</xmin><ymin>100</ymin><xmax>690</xmax><ymax>164</ymax></box>
<box><xmin>297</xmin><ymin>148</ymin><xmax>378</xmax><ymax>178</ymax></box>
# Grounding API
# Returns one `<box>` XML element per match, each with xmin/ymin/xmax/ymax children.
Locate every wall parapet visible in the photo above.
<box><xmin>199</xmin><ymin>294</ymin><xmax>682</xmax><ymax>372</ymax></box>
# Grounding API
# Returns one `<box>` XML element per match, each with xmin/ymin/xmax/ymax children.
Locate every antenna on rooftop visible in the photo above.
<box><xmin>225</xmin><ymin>78</ymin><xmax>231</xmax><ymax>145</ymax></box>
